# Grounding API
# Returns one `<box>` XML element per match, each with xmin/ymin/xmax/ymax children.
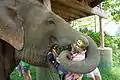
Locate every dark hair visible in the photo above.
<box><xmin>66</xmin><ymin>44</ymin><xmax>72</xmax><ymax>51</ymax></box>
<box><xmin>49</xmin><ymin>45</ymin><xmax>56</xmax><ymax>52</ymax></box>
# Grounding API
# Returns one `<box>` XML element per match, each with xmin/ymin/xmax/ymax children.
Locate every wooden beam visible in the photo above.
<box><xmin>92</xmin><ymin>7</ymin><xmax>107</xmax><ymax>18</ymax></box>
<box><xmin>54</xmin><ymin>11</ymin><xmax>75</xmax><ymax>20</ymax></box>
<box><xmin>73</xmin><ymin>0</ymin><xmax>90</xmax><ymax>6</ymax></box>
<box><xmin>52</xmin><ymin>3</ymin><xmax>82</xmax><ymax>18</ymax></box>
<box><xmin>56</xmin><ymin>0</ymin><xmax>92</xmax><ymax>13</ymax></box>
<box><xmin>43</xmin><ymin>0</ymin><xmax>51</xmax><ymax>10</ymax></box>
<box><xmin>55</xmin><ymin>0</ymin><xmax>107</xmax><ymax>18</ymax></box>
<box><xmin>52</xmin><ymin>1</ymin><xmax>87</xmax><ymax>17</ymax></box>
<box><xmin>53</xmin><ymin>8</ymin><xmax>80</xmax><ymax>19</ymax></box>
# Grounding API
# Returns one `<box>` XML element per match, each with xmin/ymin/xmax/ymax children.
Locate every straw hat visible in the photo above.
<box><xmin>72</xmin><ymin>40</ymin><xmax>86</xmax><ymax>50</ymax></box>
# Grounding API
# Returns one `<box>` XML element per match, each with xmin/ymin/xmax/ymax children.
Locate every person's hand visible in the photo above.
<box><xmin>47</xmin><ymin>53</ymin><xmax>56</xmax><ymax>64</ymax></box>
<box><xmin>73</xmin><ymin>73</ymin><xmax>81</xmax><ymax>80</ymax></box>
<box><xmin>67</xmin><ymin>53</ymin><xmax>72</xmax><ymax>60</ymax></box>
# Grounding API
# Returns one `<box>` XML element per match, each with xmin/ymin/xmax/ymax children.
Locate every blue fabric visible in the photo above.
<box><xmin>47</xmin><ymin>53</ymin><xmax>56</xmax><ymax>64</ymax></box>
<box><xmin>22</xmin><ymin>66</ymin><xmax>30</xmax><ymax>71</ymax></box>
<box><xmin>47</xmin><ymin>52</ymin><xmax>68</xmax><ymax>74</ymax></box>
<box><xmin>57</xmin><ymin>65</ymin><xmax>68</xmax><ymax>74</ymax></box>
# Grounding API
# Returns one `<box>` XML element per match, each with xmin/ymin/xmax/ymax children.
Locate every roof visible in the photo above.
<box><xmin>51</xmin><ymin>0</ymin><xmax>107</xmax><ymax>21</ymax></box>
<box><xmin>0</xmin><ymin>0</ymin><xmax>106</xmax><ymax>22</ymax></box>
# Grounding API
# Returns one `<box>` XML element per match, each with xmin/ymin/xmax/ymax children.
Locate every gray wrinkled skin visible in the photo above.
<box><xmin>0</xmin><ymin>0</ymin><xmax>100</xmax><ymax>79</ymax></box>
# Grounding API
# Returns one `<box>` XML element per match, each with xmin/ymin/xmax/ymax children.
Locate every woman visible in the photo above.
<box><xmin>65</xmin><ymin>40</ymin><xmax>86</xmax><ymax>80</ymax></box>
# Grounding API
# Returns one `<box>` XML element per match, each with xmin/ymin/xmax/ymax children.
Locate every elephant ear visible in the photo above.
<box><xmin>0</xmin><ymin>6</ymin><xmax>24</xmax><ymax>50</ymax></box>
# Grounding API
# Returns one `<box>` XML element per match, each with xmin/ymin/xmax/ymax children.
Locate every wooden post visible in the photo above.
<box><xmin>99</xmin><ymin>16</ymin><xmax>104</xmax><ymax>48</ymax></box>
<box><xmin>98</xmin><ymin>4</ymin><xmax>112</xmax><ymax>69</ymax></box>
<box><xmin>98</xmin><ymin>4</ymin><xmax>104</xmax><ymax>48</ymax></box>
<box><xmin>94</xmin><ymin>16</ymin><xmax>96</xmax><ymax>32</ymax></box>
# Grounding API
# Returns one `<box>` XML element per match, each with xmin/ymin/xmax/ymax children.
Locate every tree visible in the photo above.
<box><xmin>102</xmin><ymin>0</ymin><xmax>120</xmax><ymax>23</ymax></box>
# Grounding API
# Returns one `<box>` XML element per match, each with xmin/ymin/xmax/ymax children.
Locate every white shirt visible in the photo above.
<box><xmin>72</xmin><ymin>52</ymin><xmax>85</xmax><ymax>61</ymax></box>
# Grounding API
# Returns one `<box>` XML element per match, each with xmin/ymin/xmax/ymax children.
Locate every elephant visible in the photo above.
<box><xmin>0</xmin><ymin>0</ymin><xmax>100</xmax><ymax>80</ymax></box>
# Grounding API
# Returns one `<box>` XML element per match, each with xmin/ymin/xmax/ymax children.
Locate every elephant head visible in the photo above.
<box><xmin>0</xmin><ymin>0</ymin><xmax>100</xmax><ymax>74</ymax></box>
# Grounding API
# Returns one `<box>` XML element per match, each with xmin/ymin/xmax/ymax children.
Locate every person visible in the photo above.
<box><xmin>47</xmin><ymin>45</ymin><xmax>68</xmax><ymax>74</ymax></box>
<box><xmin>67</xmin><ymin>40</ymin><xmax>102</xmax><ymax>80</ymax></box>
<box><xmin>47</xmin><ymin>40</ymin><xmax>102</xmax><ymax>80</ymax></box>
<box><xmin>21</xmin><ymin>61</ymin><xmax>32</xmax><ymax>80</ymax></box>
<box><xmin>66</xmin><ymin>40</ymin><xmax>102</xmax><ymax>80</ymax></box>
<box><xmin>16</xmin><ymin>63</ymin><xmax>23</xmax><ymax>80</ymax></box>
<box><xmin>47</xmin><ymin>40</ymin><xmax>86</xmax><ymax>80</ymax></box>
<box><xmin>65</xmin><ymin>40</ymin><xmax>86</xmax><ymax>80</ymax></box>
<box><xmin>86</xmin><ymin>67</ymin><xmax>102</xmax><ymax>80</ymax></box>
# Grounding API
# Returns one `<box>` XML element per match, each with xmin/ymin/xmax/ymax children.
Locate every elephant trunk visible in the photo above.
<box><xmin>58</xmin><ymin>34</ymin><xmax>100</xmax><ymax>74</ymax></box>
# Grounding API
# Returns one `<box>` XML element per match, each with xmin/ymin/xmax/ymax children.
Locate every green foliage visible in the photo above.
<box><xmin>79</xmin><ymin>28</ymin><xmax>120</xmax><ymax>50</ymax></box>
<box><xmin>108</xmin><ymin>37</ymin><xmax>120</xmax><ymax>50</ymax></box>
<box><xmin>99</xmin><ymin>68</ymin><xmax>120</xmax><ymax>80</ymax></box>
<box><xmin>82</xmin><ymin>75</ymin><xmax>90</xmax><ymax>80</ymax></box>
<box><xmin>112</xmin><ymin>48</ymin><xmax>120</xmax><ymax>67</ymax></box>
<box><xmin>114</xmin><ymin>37</ymin><xmax>120</xmax><ymax>49</ymax></box>
<box><xmin>102</xmin><ymin>0</ymin><xmax>120</xmax><ymax>22</ymax></box>
<box><xmin>80</xmin><ymin>28</ymin><xmax>101</xmax><ymax>46</ymax></box>
<box><xmin>10</xmin><ymin>66</ymin><xmax>36</xmax><ymax>80</ymax></box>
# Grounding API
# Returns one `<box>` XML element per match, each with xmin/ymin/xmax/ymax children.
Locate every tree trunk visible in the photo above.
<box><xmin>36</xmin><ymin>64</ymin><xmax>61</xmax><ymax>80</ymax></box>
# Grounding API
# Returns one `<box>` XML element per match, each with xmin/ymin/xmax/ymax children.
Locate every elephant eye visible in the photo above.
<box><xmin>47</xmin><ymin>18</ymin><xmax>56</xmax><ymax>25</ymax></box>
